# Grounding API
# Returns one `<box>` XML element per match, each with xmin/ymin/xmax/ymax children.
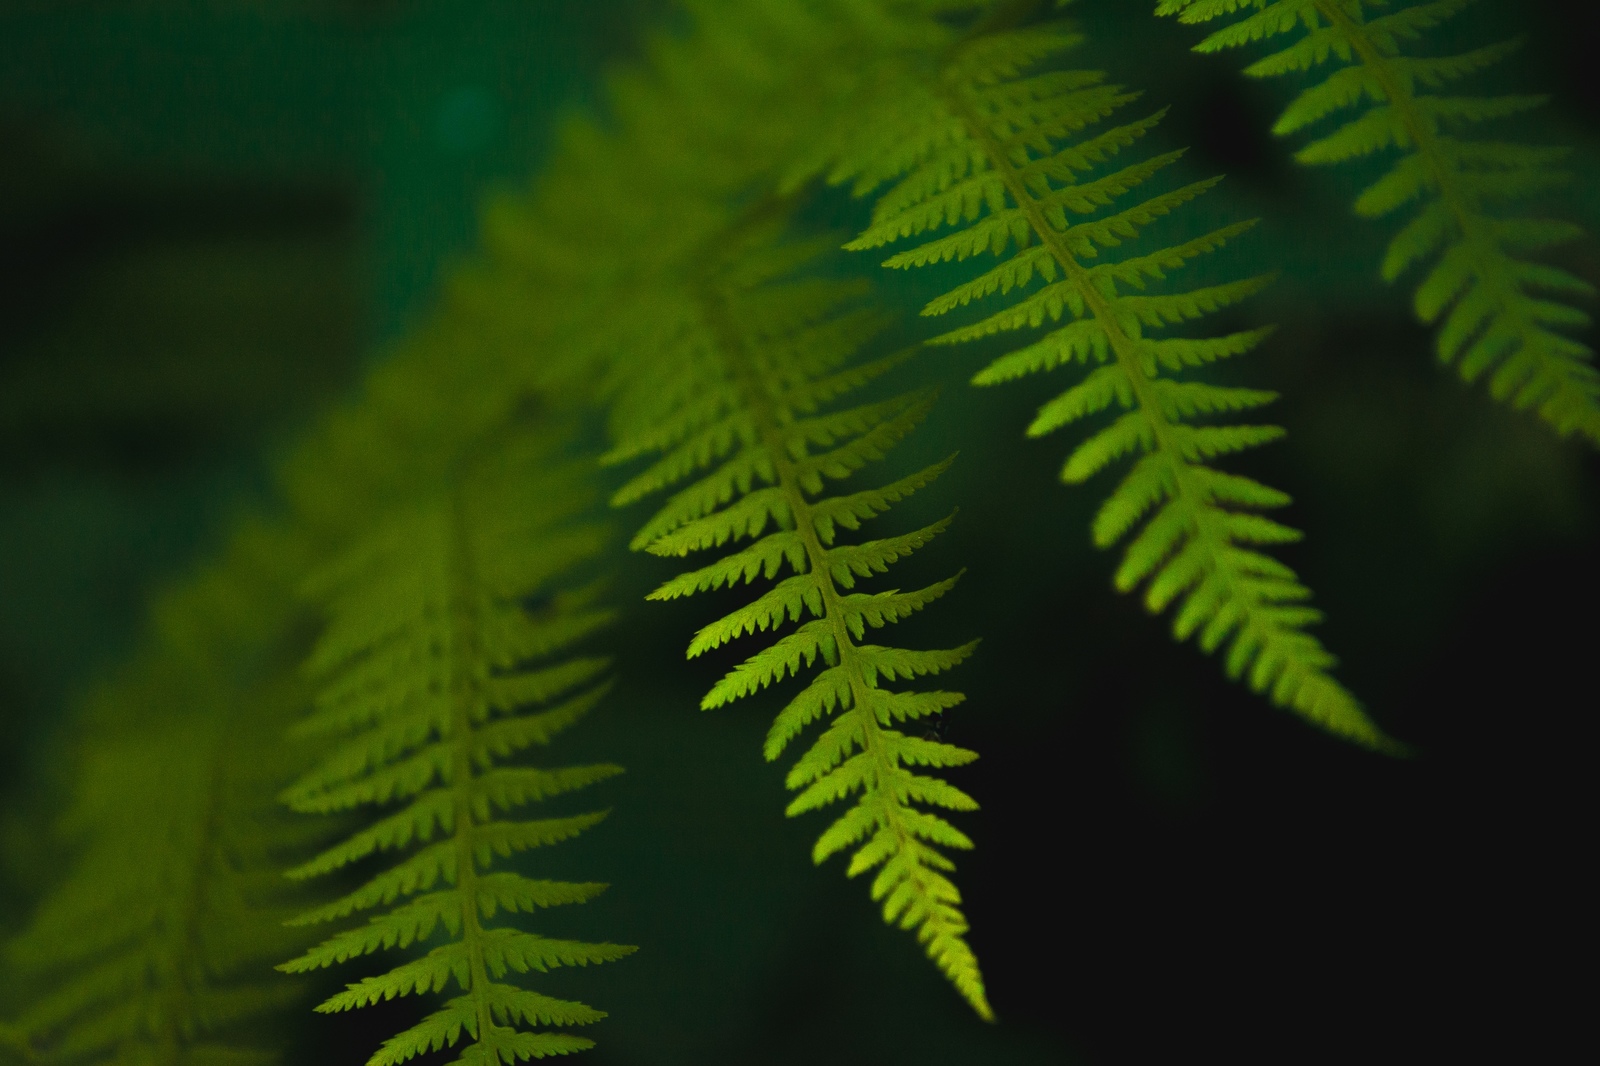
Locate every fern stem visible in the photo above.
<box><xmin>939</xmin><ymin>90</ymin><xmax>1187</xmax><ymax>461</ymax></box>
<box><xmin>1310</xmin><ymin>2</ymin><xmax>1461</xmax><ymax>208</ymax></box>
<box><xmin>700</xmin><ymin>285</ymin><xmax>993</xmax><ymax>1021</ymax></box>
<box><xmin>447</xmin><ymin>489</ymin><xmax>498</xmax><ymax>1048</ymax></box>
<box><xmin>158</xmin><ymin>729</ymin><xmax>230</xmax><ymax>1065</ymax></box>
<box><xmin>1312</xmin><ymin>0</ymin><xmax>1600</xmax><ymax>442</ymax></box>
<box><xmin>940</xmin><ymin>87</ymin><xmax>1207</xmax><ymax>573</ymax></box>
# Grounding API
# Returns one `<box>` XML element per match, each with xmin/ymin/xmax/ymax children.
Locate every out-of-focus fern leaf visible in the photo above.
<box><xmin>1158</xmin><ymin>0</ymin><xmax>1600</xmax><ymax>444</ymax></box>
<box><xmin>831</xmin><ymin>15</ymin><xmax>1395</xmax><ymax>749</ymax></box>
<box><xmin>280</xmin><ymin>429</ymin><xmax>633</xmax><ymax>1065</ymax></box>
<box><xmin>606</xmin><ymin>232</ymin><xmax>992</xmax><ymax>1020</ymax></box>
<box><xmin>3</xmin><ymin>664</ymin><xmax>315</xmax><ymax>1065</ymax></box>
<box><xmin>457</xmin><ymin>0</ymin><xmax>979</xmax><ymax>400</ymax></box>
<box><xmin>0</xmin><ymin>95</ymin><xmax>643</xmax><ymax>1055</ymax></box>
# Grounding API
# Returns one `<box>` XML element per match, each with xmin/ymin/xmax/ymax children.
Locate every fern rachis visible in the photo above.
<box><xmin>1158</xmin><ymin>0</ymin><xmax>1600</xmax><ymax>443</ymax></box>
<box><xmin>827</xmin><ymin>20</ymin><xmax>1394</xmax><ymax>748</ymax></box>
<box><xmin>605</xmin><ymin>241</ymin><xmax>991</xmax><ymax>1019</ymax></box>
<box><xmin>279</xmin><ymin>437</ymin><xmax>633</xmax><ymax>1065</ymax></box>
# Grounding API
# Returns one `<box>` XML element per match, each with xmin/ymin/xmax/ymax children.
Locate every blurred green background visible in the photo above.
<box><xmin>2</xmin><ymin>1</ymin><xmax>1596</xmax><ymax>1062</ymax></box>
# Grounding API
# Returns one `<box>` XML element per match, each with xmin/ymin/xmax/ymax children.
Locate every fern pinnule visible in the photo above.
<box><xmin>1158</xmin><ymin>0</ymin><xmax>1600</xmax><ymax>445</ymax></box>
<box><xmin>280</xmin><ymin>431</ymin><xmax>633</xmax><ymax>1065</ymax></box>
<box><xmin>606</xmin><ymin>240</ymin><xmax>991</xmax><ymax>1020</ymax></box>
<box><xmin>832</xmin><ymin>18</ymin><xmax>1395</xmax><ymax>749</ymax></box>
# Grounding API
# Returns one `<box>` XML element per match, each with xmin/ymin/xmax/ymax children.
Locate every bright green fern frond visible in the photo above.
<box><xmin>833</xmin><ymin>16</ymin><xmax>1394</xmax><ymax>749</ymax></box>
<box><xmin>1158</xmin><ymin>0</ymin><xmax>1600</xmax><ymax>445</ymax></box>
<box><xmin>281</xmin><ymin>428</ymin><xmax>633</xmax><ymax>1065</ymax></box>
<box><xmin>609</xmin><ymin>239</ymin><xmax>993</xmax><ymax>1020</ymax></box>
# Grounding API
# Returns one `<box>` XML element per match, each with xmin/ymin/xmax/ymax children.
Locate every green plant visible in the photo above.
<box><xmin>3</xmin><ymin>0</ymin><xmax>1590</xmax><ymax>1058</ymax></box>
<box><xmin>4</xmin><ymin>660</ymin><xmax>313</xmax><ymax>1063</ymax></box>
<box><xmin>277</xmin><ymin>430</ymin><xmax>634</xmax><ymax>1063</ymax></box>
<box><xmin>1156</xmin><ymin>0</ymin><xmax>1599</xmax><ymax>444</ymax></box>
<box><xmin>604</xmin><ymin>232</ymin><xmax>990</xmax><ymax>1017</ymax></box>
<box><xmin>810</xmin><ymin>15</ymin><xmax>1389</xmax><ymax>746</ymax></box>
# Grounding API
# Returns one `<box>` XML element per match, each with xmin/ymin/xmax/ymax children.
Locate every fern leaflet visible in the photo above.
<box><xmin>280</xmin><ymin>432</ymin><xmax>634</xmax><ymax>1065</ymax></box>
<box><xmin>831</xmin><ymin>18</ymin><xmax>1394</xmax><ymax>748</ymax></box>
<box><xmin>605</xmin><ymin>239</ymin><xmax>992</xmax><ymax>1020</ymax></box>
<box><xmin>1158</xmin><ymin>0</ymin><xmax>1600</xmax><ymax>443</ymax></box>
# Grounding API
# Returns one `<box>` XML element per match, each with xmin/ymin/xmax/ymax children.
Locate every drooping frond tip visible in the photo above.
<box><xmin>606</xmin><ymin>238</ymin><xmax>994</xmax><ymax>1018</ymax></box>
<box><xmin>831</xmin><ymin>15</ymin><xmax>1398</xmax><ymax>751</ymax></box>
<box><xmin>1159</xmin><ymin>0</ymin><xmax>1600</xmax><ymax>447</ymax></box>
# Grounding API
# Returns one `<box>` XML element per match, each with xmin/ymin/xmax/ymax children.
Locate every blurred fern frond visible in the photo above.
<box><xmin>279</xmin><ymin>429</ymin><xmax>633</xmax><ymax>1065</ymax></box>
<box><xmin>605</xmin><ymin>231</ymin><xmax>991</xmax><ymax>1020</ymax></box>
<box><xmin>456</xmin><ymin>0</ymin><xmax>981</xmax><ymax>399</ymax></box>
<box><xmin>3</xmin><ymin>666</ymin><xmax>315</xmax><ymax>1065</ymax></box>
<box><xmin>1158</xmin><ymin>0</ymin><xmax>1600</xmax><ymax>445</ymax></box>
<box><xmin>832</xmin><ymin>16</ymin><xmax>1394</xmax><ymax>748</ymax></box>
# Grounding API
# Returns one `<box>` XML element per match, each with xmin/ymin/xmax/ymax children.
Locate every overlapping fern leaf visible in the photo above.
<box><xmin>832</xmin><ymin>19</ymin><xmax>1393</xmax><ymax>748</ymax></box>
<box><xmin>3</xmin><ymin>672</ymin><xmax>313</xmax><ymax>1065</ymax></box>
<box><xmin>1158</xmin><ymin>0</ymin><xmax>1600</xmax><ymax>443</ymax></box>
<box><xmin>605</xmin><ymin>242</ymin><xmax>992</xmax><ymax>1019</ymax></box>
<box><xmin>279</xmin><ymin>432</ymin><xmax>634</xmax><ymax>1065</ymax></box>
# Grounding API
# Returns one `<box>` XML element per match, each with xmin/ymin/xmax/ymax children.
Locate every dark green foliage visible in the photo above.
<box><xmin>3</xmin><ymin>651</ymin><xmax>316</xmax><ymax>1064</ymax></box>
<box><xmin>603</xmin><ymin>232</ymin><xmax>991</xmax><ymax>1018</ymax></box>
<box><xmin>821</xmin><ymin>13</ymin><xmax>1391</xmax><ymax>747</ymax></box>
<box><xmin>8</xmin><ymin>0</ymin><xmax>1597</xmax><ymax>1059</ymax></box>
<box><xmin>6</xmin><ymin>725</ymin><xmax>297</xmax><ymax>1064</ymax></box>
<box><xmin>0</xmin><ymin>163</ymin><xmax>639</xmax><ymax>1064</ymax></box>
<box><xmin>279</xmin><ymin>433</ymin><xmax>634</xmax><ymax>1064</ymax></box>
<box><xmin>1158</xmin><ymin>0</ymin><xmax>1600</xmax><ymax>444</ymax></box>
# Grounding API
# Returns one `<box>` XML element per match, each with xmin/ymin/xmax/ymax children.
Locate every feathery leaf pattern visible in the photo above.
<box><xmin>280</xmin><ymin>432</ymin><xmax>633</xmax><ymax>1065</ymax></box>
<box><xmin>830</xmin><ymin>16</ymin><xmax>1395</xmax><ymax>749</ymax></box>
<box><xmin>1157</xmin><ymin>0</ymin><xmax>1600</xmax><ymax>444</ymax></box>
<box><xmin>3</xmin><ymin>672</ymin><xmax>314</xmax><ymax>1065</ymax></box>
<box><xmin>605</xmin><ymin>237</ymin><xmax>992</xmax><ymax>1020</ymax></box>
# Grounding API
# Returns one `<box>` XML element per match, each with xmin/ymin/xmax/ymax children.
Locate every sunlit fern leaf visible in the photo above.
<box><xmin>1157</xmin><ymin>0</ymin><xmax>1600</xmax><ymax>445</ymax></box>
<box><xmin>830</xmin><ymin>16</ymin><xmax>1395</xmax><ymax>750</ymax></box>
<box><xmin>280</xmin><ymin>431</ymin><xmax>634</xmax><ymax>1065</ymax></box>
<box><xmin>604</xmin><ymin>236</ymin><xmax>992</xmax><ymax>1020</ymax></box>
<box><xmin>3</xmin><ymin>667</ymin><xmax>315</xmax><ymax>1065</ymax></box>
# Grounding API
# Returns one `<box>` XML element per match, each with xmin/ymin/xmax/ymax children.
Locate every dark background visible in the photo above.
<box><xmin>2</xmin><ymin>1</ymin><xmax>1595</xmax><ymax>1062</ymax></box>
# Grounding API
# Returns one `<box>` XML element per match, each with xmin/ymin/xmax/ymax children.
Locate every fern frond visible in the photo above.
<box><xmin>833</xmin><ymin>17</ymin><xmax>1394</xmax><ymax>749</ymax></box>
<box><xmin>453</xmin><ymin>0</ymin><xmax>971</xmax><ymax>412</ymax></box>
<box><xmin>1159</xmin><ymin>0</ymin><xmax>1600</xmax><ymax>445</ymax></box>
<box><xmin>281</xmin><ymin>431</ymin><xmax>633</xmax><ymax>1064</ymax></box>
<box><xmin>4</xmin><ymin>670</ymin><xmax>314</xmax><ymax>1064</ymax></box>
<box><xmin>610</xmin><ymin>241</ymin><xmax>993</xmax><ymax>1020</ymax></box>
